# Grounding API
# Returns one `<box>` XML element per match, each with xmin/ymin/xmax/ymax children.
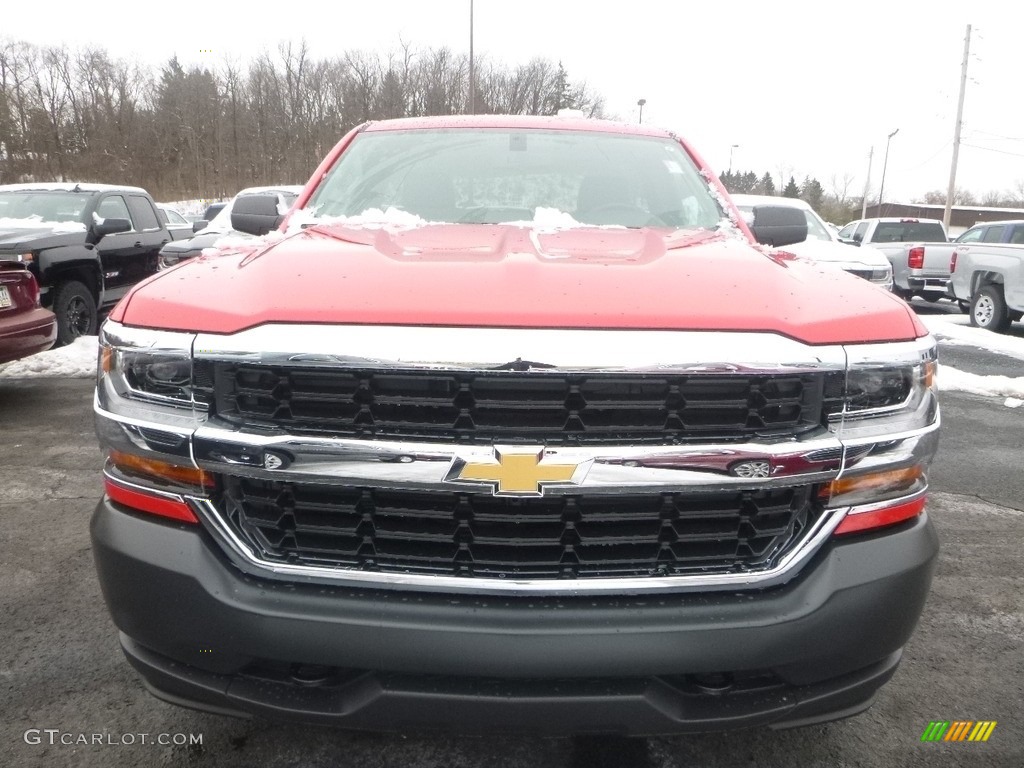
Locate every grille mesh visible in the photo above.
<box><xmin>220</xmin><ymin>477</ymin><xmax>820</xmax><ymax>579</ymax></box>
<box><xmin>199</xmin><ymin>364</ymin><xmax>829</xmax><ymax>445</ymax></box>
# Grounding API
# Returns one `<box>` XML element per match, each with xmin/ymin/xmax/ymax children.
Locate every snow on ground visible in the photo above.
<box><xmin>0</xmin><ymin>336</ymin><xmax>98</xmax><ymax>379</ymax></box>
<box><xmin>921</xmin><ymin>314</ymin><xmax>1024</xmax><ymax>406</ymax></box>
<box><xmin>921</xmin><ymin>313</ymin><xmax>1024</xmax><ymax>360</ymax></box>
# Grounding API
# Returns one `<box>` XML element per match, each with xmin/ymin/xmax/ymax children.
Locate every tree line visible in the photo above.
<box><xmin>722</xmin><ymin>168</ymin><xmax>1024</xmax><ymax>226</ymax></box>
<box><xmin>0</xmin><ymin>39</ymin><xmax>605</xmax><ymax>201</ymax></box>
<box><xmin>719</xmin><ymin>169</ymin><xmax>854</xmax><ymax>223</ymax></box>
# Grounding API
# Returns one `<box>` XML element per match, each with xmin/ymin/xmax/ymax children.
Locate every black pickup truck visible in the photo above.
<box><xmin>0</xmin><ymin>183</ymin><xmax>184</xmax><ymax>345</ymax></box>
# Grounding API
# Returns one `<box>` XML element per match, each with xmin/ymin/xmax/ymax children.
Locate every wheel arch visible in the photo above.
<box><xmin>970</xmin><ymin>269</ymin><xmax>1005</xmax><ymax>296</ymax></box>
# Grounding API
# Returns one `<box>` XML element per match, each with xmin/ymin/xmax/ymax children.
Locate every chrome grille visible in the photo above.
<box><xmin>218</xmin><ymin>477</ymin><xmax>822</xmax><ymax>579</ymax></box>
<box><xmin>199</xmin><ymin>364</ymin><xmax>830</xmax><ymax>445</ymax></box>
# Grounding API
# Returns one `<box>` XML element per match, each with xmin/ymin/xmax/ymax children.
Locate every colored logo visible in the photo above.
<box><xmin>921</xmin><ymin>721</ymin><xmax>997</xmax><ymax>742</ymax></box>
<box><xmin>447</xmin><ymin>446</ymin><xmax>589</xmax><ymax>496</ymax></box>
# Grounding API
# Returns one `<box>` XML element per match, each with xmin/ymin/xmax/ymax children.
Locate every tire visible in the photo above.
<box><xmin>921</xmin><ymin>291</ymin><xmax>945</xmax><ymax>303</ymax></box>
<box><xmin>53</xmin><ymin>280</ymin><xmax>98</xmax><ymax>346</ymax></box>
<box><xmin>969</xmin><ymin>284</ymin><xmax>1011</xmax><ymax>332</ymax></box>
<box><xmin>893</xmin><ymin>287</ymin><xmax>913</xmax><ymax>302</ymax></box>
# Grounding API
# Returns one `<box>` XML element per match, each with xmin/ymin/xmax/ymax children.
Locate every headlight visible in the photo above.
<box><xmin>97</xmin><ymin>322</ymin><xmax>200</xmax><ymax>421</ymax></box>
<box><xmin>832</xmin><ymin>336</ymin><xmax>938</xmax><ymax>442</ymax></box>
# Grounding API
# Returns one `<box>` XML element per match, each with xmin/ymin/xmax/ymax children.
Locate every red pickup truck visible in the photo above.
<box><xmin>92</xmin><ymin>115</ymin><xmax>939</xmax><ymax>734</ymax></box>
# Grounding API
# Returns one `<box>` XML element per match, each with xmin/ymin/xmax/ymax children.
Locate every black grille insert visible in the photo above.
<box><xmin>200</xmin><ymin>364</ymin><xmax>828</xmax><ymax>444</ymax></box>
<box><xmin>219</xmin><ymin>477</ymin><xmax>821</xmax><ymax>580</ymax></box>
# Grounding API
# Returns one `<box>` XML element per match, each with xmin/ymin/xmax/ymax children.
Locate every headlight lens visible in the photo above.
<box><xmin>846</xmin><ymin>367</ymin><xmax>913</xmax><ymax>410</ymax></box>
<box><xmin>831</xmin><ymin>336</ymin><xmax>938</xmax><ymax>441</ymax></box>
<box><xmin>97</xmin><ymin>323</ymin><xmax>198</xmax><ymax>416</ymax></box>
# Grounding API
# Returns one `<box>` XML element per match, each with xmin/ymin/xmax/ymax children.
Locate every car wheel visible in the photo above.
<box><xmin>893</xmin><ymin>287</ymin><xmax>913</xmax><ymax>301</ymax></box>
<box><xmin>921</xmin><ymin>291</ymin><xmax>945</xmax><ymax>303</ymax></box>
<box><xmin>970</xmin><ymin>284</ymin><xmax>1011</xmax><ymax>332</ymax></box>
<box><xmin>53</xmin><ymin>280</ymin><xmax>98</xmax><ymax>346</ymax></box>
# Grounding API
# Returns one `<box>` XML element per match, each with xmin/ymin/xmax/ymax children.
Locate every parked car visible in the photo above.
<box><xmin>93</xmin><ymin>115</ymin><xmax>940</xmax><ymax>735</ymax></box>
<box><xmin>157</xmin><ymin>206</ymin><xmax>194</xmax><ymax>241</ymax></box>
<box><xmin>948</xmin><ymin>236</ymin><xmax>1024</xmax><ymax>331</ymax></box>
<box><xmin>836</xmin><ymin>218</ymin><xmax>950</xmax><ymax>301</ymax></box>
<box><xmin>951</xmin><ymin>219</ymin><xmax>1024</xmax><ymax>246</ymax></box>
<box><xmin>731</xmin><ymin>195</ymin><xmax>893</xmax><ymax>289</ymax></box>
<box><xmin>0</xmin><ymin>262</ymin><xmax>56</xmax><ymax>364</ymax></box>
<box><xmin>196</xmin><ymin>201</ymin><xmax>228</xmax><ymax>229</ymax></box>
<box><xmin>0</xmin><ymin>183</ymin><xmax>190</xmax><ymax>345</ymax></box>
<box><xmin>157</xmin><ymin>186</ymin><xmax>302</xmax><ymax>269</ymax></box>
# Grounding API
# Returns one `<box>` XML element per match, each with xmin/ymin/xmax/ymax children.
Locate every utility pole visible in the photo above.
<box><xmin>468</xmin><ymin>0</ymin><xmax>475</xmax><ymax>114</ymax></box>
<box><xmin>861</xmin><ymin>146</ymin><xmax>873</xmax><ymax>219</ymax></box>
<box><xmin>944</xmin><ymin>24</ymin><xmax>971</xmax><ymax>231</ymax></box>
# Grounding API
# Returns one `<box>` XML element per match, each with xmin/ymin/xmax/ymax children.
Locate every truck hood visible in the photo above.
<box><xmin>0</xmin><ymin>226</ymin><xmax>85</xmax><ymax>252</ymax></box>
<box><xmin>115</xmin><ymin>224</ymin><xmax>923</xmax><ymax>345</ymax></box>
<box><xmin>784</xmin><ymin>239</ymin><xmax>892</xmax><ymax>270</ymax></box>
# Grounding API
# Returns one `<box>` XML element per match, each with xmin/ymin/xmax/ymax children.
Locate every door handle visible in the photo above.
<box><xmin>134</xmin><ymin>241</ymin><xmax>142</xmax><ymax>247</ymax></box>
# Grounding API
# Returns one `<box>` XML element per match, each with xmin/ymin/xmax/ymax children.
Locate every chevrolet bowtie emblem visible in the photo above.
<box><xmin>447</xmin><ymin>446</ymin><xmax>590</xmax><ymax>496</ymax></box>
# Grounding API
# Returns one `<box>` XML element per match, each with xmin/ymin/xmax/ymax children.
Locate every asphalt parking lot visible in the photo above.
<box><xmin>2</xmin><ymin>340</ymin><xmax>1022</xmax><ymax>767</ymax></box>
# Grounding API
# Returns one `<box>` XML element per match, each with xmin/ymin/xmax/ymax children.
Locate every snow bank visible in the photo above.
<box><xmin>938</xmin><ymin>363</ymin><xmax>1024</xmax><ymax>404</ymax></box>
<box><xmin>921</xmin><ymin>314</ymin><xmax>1024</xmax><ymax>360</ymax></box>
<box><xmin>0</xmin><ymin>336</ymin><xmax>98</xmax><ymax>379</ymax></box>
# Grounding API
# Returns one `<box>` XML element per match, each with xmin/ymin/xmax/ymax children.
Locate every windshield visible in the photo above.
<box><xmin>306</xmin><ymin>128</ymin><xmax>727</xmax><ymax>230</ymax></box>
<box><xmin>871</xmin><ymin>221</ymin><xmax>947</xmax><ymax>243</ymax></box>
<box><xmin>0</xmin><ymin>191</ymin><xmax>91</xmax><ymax>226</ymax></box>
<box><xmin>799</xmin><ymin>210</ymin><xmax>833</xmax><ymax>242</ymax></box>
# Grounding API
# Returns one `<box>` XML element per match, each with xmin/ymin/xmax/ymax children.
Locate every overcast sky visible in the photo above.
<box><xmin>6</xmin><ymin>1</ymin><xmax>1023</xmax><ymax>204</ymax></box>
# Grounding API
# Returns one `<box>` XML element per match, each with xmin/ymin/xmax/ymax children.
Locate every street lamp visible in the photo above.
<box><xmin>728</xmin><ymin>144</ymin><xmax>739</xmax><ymax>173</ymax></box>
<box><xmin>637</xmin><ymin>98</ymin><xmax>646</xmax><ymax>124</ymax></box>
<box><xmin>877</xmin><ymin>128</ymin><xmax>900</xmax><ymax>209</ymax></box>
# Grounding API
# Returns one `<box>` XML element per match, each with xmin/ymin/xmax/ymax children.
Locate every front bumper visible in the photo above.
<box><xmin>92</xmin><ymin>498</ymin><xmax>938</xmax><ymax>734</ymax></box>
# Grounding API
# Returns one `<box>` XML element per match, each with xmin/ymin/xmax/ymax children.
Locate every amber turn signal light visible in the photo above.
<box><xmin>108</xmin><ymin>449</ymin><xmax>214</xmax><ymax>489</ymax></box>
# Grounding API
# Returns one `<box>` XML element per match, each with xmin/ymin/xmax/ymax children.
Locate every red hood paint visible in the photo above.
<box><xmin>114</xmin><ymin>224</ymin><xmax>922</xmax><ymax>345</ymax></box>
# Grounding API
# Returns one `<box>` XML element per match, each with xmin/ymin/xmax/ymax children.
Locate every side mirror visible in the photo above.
<box><xmin>92</xmin><ymin>217</ymin><xmax>132</xmax><ymax>238</ymax></box>
<box><xmin>192</xmin><ymin>219</ymin><xmax>209</xmax><ymax>233</ymax></box>
<box><xmin>852</xmin><ymin>231</ymin><xmax>863</xmax><ymax>244</ymax></box>
<box><xmin>231</xmin><ymin>194</ymin><xmax>283</xmax><ymax>236</ymax></box>
<box><xmin>748</xmin><ymin>205</ymin><xmax>808</xmax><ymax>248</ymax></box>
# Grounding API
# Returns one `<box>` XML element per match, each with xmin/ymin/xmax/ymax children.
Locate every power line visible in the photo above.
<box><xmin>960</xmin><ymin>142</ymin><xmax>1024</xmax><ymax>159</ymax></box>
<box><xmin>964</xmin><ymin>129</ymin><xmax>1024</xmax><ymax>143</ymax></box>
<box><xmin>896</xmin><ymin>140</ymin><xmax>951</xmax><ymax>172</ymax></box>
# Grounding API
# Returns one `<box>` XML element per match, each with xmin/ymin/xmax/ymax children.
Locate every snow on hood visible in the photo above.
<box><xmin>0</xmin><ymin>216</ymin><xmax>86</xmax><ymax>233</ymax></box>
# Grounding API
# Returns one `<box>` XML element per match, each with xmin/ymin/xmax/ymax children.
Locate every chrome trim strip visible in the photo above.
<box><xmin>187</xmin><ymin>497</ymin><xmax>848</xmax><ymax>595</ymax></box>
<box><xmin>103</xmin><ymin>469</ymin><xmax>196</xmax><ymax>505</ymax></box>
<box><xmin>95</xmin><ymin>396</ymin><xmax>939</xmax><ymax>494</ymax></box>
<box><xmin>842</xmin><ymin>489</ymin><xmax>928</xmax><ymax>516</ymax></box>
<box><xmin>190</xmin><ymin>426</ymin><xmax>848</xmax><ymax>493</ymax></box>
<box><xmin>191</xmin><ymin>323</ymin><xmax>849</xmax><ymax>373</ymax></box>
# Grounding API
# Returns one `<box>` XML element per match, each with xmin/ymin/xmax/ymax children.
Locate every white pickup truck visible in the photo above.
<box><xmin>837</xmin><ymin>218</ymin><xmax>951</xmax><ymax>301</ymax></box>
<box><xmin>948</xmin><ymin>233</ymin><xmax>1024</xmax><ymax>332</ymax></box>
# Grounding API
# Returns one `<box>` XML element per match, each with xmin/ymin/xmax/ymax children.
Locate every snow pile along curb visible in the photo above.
<box><xmin>0</xmin><ymin>336</ymin><xmax>99</xmax><ymax>379</ymax></box>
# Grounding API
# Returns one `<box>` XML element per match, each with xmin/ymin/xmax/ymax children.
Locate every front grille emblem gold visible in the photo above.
<box><xmin>447</xmin><ymin>446</ymin><xmax>590</xmax><ymax>496</ymax></box>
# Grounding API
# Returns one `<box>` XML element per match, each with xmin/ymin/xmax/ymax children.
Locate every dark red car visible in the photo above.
<box><xmin>0</xmin><ymin>264</ymin><xmax>56</xmax><ymax>364</ymax></box>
